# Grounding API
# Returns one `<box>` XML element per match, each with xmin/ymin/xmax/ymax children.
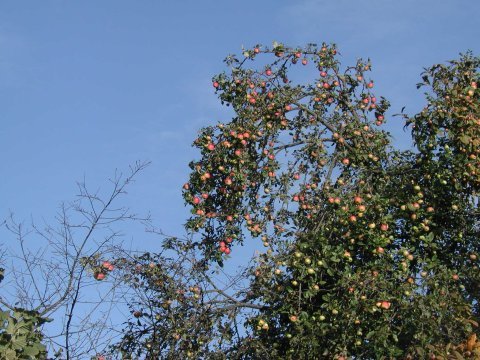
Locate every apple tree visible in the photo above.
<box><xmin>116</xmin><ymin>44</ymin><xmax>479</xmax><ymax>359</ymax></box>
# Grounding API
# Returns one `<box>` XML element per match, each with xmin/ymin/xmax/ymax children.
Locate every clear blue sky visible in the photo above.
<box><xmin>1</xmin><ymin>0</ymin><xmax>479</xmax><ymax>251</ymax></box>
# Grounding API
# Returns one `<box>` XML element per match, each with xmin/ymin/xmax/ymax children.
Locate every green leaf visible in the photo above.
<box><xmin>11</xmin><ymin>337</ymin><xmax>27</xmax><ymax>350</ymax></box>
<box><xmin>415</xmin><ymin>346</ymin><xmax>425</xmax><ymax>357</ymax></box>
<box><xmin>459</xmin><ymin>135</ymin><xmax>471</xmax><ymax>144</ymax></box>
<box><xmin>23</xmin><ymin>345</ymin><xmax>42</xmax><ymax>356</ymax></box>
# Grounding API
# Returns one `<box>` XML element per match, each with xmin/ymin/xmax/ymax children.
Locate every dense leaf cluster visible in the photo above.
<box><xmin>116</xmin><ymin>44</ymin><xmax>479</xmax><ymax>359</ymax></box>
<box><xmin>0</xmin><ymin>270</ymin><xmax>48</xmax><ymax>359</ymax></box>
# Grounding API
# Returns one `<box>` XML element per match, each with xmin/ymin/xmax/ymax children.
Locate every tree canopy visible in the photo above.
<box><xmin>115</xmin><ymin>43</ymin><xmax>480</xmax><ymax>359</ymax></box>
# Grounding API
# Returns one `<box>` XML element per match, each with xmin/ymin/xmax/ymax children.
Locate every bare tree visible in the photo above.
<box><xmin>0</xmin><ymin>161</ymin><xmax>150</xmax><ymax>359</ymax></box>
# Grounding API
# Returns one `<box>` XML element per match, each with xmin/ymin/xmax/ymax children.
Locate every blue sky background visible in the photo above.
<box><xmin>1</xmin><ymin>0</ymin><xmax>479</xmax><ymax>282</ymax></box>
<box><xmin>1</xmin><ymin>0</ymin><xmax>479</xmax><ymax>355</ymax></box>
<box><xmin>0</xmin><ymin>0</ymin><xmax>480</xmax><ymax>284</ymax></box>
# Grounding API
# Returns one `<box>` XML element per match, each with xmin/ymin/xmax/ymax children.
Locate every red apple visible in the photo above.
<box><xmin>102</xmin><ymin>261</ymin><xmax>114</xmax><ymax>272</ymax></box>
<box><xmin>380</xmin><ymin>301</ymin><xmax>391</xmax><ymax>309</ymax></box>
<box><xmin>94</xmin><ymin>272</ymin><xmax>105</xmax><ymax>281</ymax></box>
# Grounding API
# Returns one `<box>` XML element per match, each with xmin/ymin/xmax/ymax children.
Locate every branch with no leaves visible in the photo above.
<box><xmin>1</xmin><ymin>161</ymin><xmax>150</xmax><ymax>359</ymax></box>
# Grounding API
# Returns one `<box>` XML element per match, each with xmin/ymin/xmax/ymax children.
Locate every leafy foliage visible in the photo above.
<box><xmin>113</xmin><ymin>44</ymin><xmax>479</xmax><ymax>359</ymax></box>
<box><xmin>0</xmin><ymin>269</ymin><xmax>48</xmax><ymax>359</ymax></box>
<box><xmin>0</xmin><ymin>310</ymin><xmax>49</xmax><ymax>359</ymax></box>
